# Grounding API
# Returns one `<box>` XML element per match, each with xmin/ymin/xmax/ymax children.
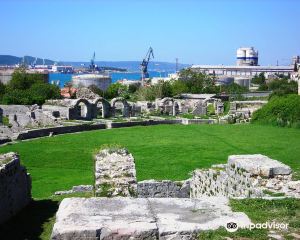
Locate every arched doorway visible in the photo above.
<box><xmin>111</xmin><ymin>97</ymin><xmax>130</xmax><ymax>118</ymax></box>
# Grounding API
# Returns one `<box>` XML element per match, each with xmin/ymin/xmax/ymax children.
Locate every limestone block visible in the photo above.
<box><xmin>51</xmin><ymin>198</ymin><xmax>158</xmax><ymax>240</ymax></box>
<box><xmin>51</xmin><ymin>197</ymin><xmax>252</xmax><ymax>240</ymax></box>
<box><xmin>228</xmin><ymin>154</ymin><xmax>292</xmax><ymax>177</ymax></box>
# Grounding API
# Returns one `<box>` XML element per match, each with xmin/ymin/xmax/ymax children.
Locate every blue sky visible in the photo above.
<box><xmin>0</xmin><ymin>0</ymin><xmax>299</xmax><ymax>65</ymax></box>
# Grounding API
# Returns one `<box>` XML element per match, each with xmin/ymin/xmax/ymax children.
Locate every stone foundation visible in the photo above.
<box><xmin>0</xmin><ymin>152</ymin><xmax>31</xmax><ymax>224</ymax></box>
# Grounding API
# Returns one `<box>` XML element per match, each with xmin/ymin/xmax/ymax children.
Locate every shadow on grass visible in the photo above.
<box><xmin>0</xmin><ymin>199</ymin><xmax>58</xmax><ymax>240</ymax></box>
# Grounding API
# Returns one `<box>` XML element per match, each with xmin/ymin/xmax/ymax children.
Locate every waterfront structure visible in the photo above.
<box><xmin>191</xmin><ymin>47</ymin><xmax>298</xmax><ymax>88</ymax></box>
<box><xmin>51</xmin><ymin>65</ymin><xmax>74</xmax><ymax>73</ymax></box>
<box><xmin>71</xmin><ymin>74</ymin><xmax>111</xmax><ymax>91</ymax></box>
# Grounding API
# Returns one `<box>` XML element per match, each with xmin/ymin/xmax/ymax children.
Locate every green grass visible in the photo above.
<box><xmin>199</xmin><ymin>198</ymin><xmax>300</xmax><ymax>239</ymax></box>
<box><xmin>0</xmin><ymin>124</ymin><xmax>300</xmax><ymax>239</ymax></box>
<box><xmin>0</xmin><ymin>124</ymin><xmax>299</xmax><ymax>199</ymax></box>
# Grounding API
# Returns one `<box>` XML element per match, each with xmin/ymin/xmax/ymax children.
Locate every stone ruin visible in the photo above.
<box><xmin>95</xmin><ymin>148</ymin><xmax>137</xmax><ymax>197</ymax></box>
<box><xmin>0</xmin><ymin>152</ymin><xmax>31</xmax><ymax>224</ymax></box>
<box><xmin>226</xmin><ymin>100</ymin><xmax>267</xmax><ymax>123</ymax></box>
<box><xmin>51</xmin><ymin>149</ymin><xmax>300</xmax><ymax>239</ymax></box>
<box><xmin>191</xmin><ymin>154</ymin><xmax>299</xmax><ymax>198</ymax></box>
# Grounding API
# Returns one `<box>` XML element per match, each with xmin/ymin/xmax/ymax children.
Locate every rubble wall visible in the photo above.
<box><xmin>95</xmin><ymin>148</ymin><xmax>137</xmax><ymax>197</ymax></box>
<box><xmin>137</xmin><ymin>180</ymin><xmax>190</xmax><ymax>198</ymax></box>
<box><xmin>0</xmin><ymin>153</ymin><xmax>31</xmax><ymax>224</ymax></box>
<box><xmin>191</xmin><ymin>154</ymin><xmax>293</xmax><ymax>198</ymax></box>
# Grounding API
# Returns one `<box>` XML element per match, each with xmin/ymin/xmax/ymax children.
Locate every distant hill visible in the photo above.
<box><xmin>0</xmin><ymin>55</ymin><xmax>190</xmax><ymax>72</ymax></box>
<box><xmin>0</xmin><ymin>55</ymin><xmax>56</xmax><ymax>66</ymax></box>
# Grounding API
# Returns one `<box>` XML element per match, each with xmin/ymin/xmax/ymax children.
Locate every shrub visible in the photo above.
<box><xmin>251</xmin><ymin>94</ymin><xmax>300</xmax><ymax>128</ymax></box>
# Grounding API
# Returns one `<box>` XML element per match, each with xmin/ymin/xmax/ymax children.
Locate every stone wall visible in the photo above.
<box><xmin>95</xmin><ymin>148</ymin><xmax>137</xmax><ymax>197</ymax></box>
<box><xmin>191</xmin><ymin>154</ymin><xmax>293</xmax><ymax>198</ymax></box>
<box><xmin>181</xmin><ymin>119</ymin><xmax>216</xmax><ymax>125</ymax></box>
<box><xmin>0</xmin><ymin>105</ymin><xmax>31</xmax><ymax>116</ymax></box>
<box><xmin>0</xmin><ymin>152</ymin><xmax>31</xmax><ymax>224</ymax></box>
<box><xmin>16</xmin><ymin>123</ymin><xmax>106</xmax><ymax>140</ymax></box>
<box><xmin>137</xmin><ymin>179</ymin><xmax>190</xmax><ymax>198</ymax></box>
<box><xmin>106</xmin><ymin>119</ymin><xmax>182</xmax><ymax>129</ymax></box>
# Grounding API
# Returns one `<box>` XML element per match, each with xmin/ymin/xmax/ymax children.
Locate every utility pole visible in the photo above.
<box><xmin>175</xmin><ymin>58</ymin><xmax>179</xmax><ymax>72</ymax></box>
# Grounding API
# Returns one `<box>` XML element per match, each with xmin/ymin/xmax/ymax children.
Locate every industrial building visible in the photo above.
<box><xmin>71</xmin><ymin>74</ymin><xmax>112</xmax><ymax>91</ymax></box>
<box><xmin>191</xmin><ymin>47</ymin><xmax>298</xmax><ymax>88</ymax></box>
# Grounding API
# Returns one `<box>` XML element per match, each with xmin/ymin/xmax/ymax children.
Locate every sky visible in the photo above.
<box><xmin>0</xmin><ymin>0</ymin><xmax>299</xmax><ymax>65</ymax></box>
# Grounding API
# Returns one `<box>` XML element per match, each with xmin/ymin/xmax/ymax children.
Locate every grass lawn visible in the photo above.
<box><xmin>0</xmin><ymin>124</ymin><xmax>299</xmax><ymax>199</ymax></box>
<box><xmin>199</xmin><ymin>198</ymin><xmax>300</xmax><ymax>239</ymax></box>
<box><xmin>0</xmin><ymin>124</ymin><xmax>299</xmax><ymax>240</ymax></box>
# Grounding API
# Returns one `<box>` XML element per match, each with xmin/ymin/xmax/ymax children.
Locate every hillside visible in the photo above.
<box><xmin>0</xmin><ymin>55</ymin><xmax>56</xmax><ymax>65</ymax></box>
<box><xmin>0</xmin><ymin>55</ymin><xmax>190</xmax><ymax>72</ymax></box>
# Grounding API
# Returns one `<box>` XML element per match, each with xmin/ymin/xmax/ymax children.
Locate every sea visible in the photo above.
<box><xmin>49</xmin><ymin>71</ymin><xmax>172</xmax><ymax>88</ymax></box>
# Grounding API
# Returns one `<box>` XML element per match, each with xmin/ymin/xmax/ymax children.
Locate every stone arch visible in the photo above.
<box><xmin>73</xmin><ymin>99</ymin><xmax>92</xmax><ymax>120</ymax></box>
<box><xmin>110</xmin><ymin>97</ymin><xmax>130</xmax><ymax>117</ymax></box>
<box><xmin>159</xmin><ymin>97</ymin><xmax>176</xmax><ymax>116</ymax></box>
<box><xmin>92</xmin><ymin>97</ymin><xmax>111</xmax><ymax>118</ymax></box>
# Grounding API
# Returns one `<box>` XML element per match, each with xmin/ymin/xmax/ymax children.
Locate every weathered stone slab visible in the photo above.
<box><xmin>51</xmin><ymin>197</ymin><xmax>251</xmax><ymax>240</ymax></box>
<box><xmin>228</xmin><ymin>154</ymin><xmax>291</xmax><ymax>177</ymax></box>
<box><xmin>150</xmin><ymin>197</ymin><xmax>251</xmax><ymax>239</ymax></box>
<box><xmin>51</xmin><ymin>197</ymin><xmax>158</xmax><ymax>240</ymax></box>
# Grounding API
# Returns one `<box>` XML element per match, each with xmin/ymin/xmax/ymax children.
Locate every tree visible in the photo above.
<box><xmin>252</xmin><ymin>72</ymin><xmax>266</xmax><ymax>85</ymax></box>
<box><xmin>1</xmin><ymin>68</ymin><xmax>61</xmax><ymax>105</ymax></box>
<box><xmin>8</xmin><ymin>68</ymin><xmax>45</xmax><ymax>90</ymax></box>
<box><xmin>178</xmin><ymin>68</ymin><xmax>216</xmax><ymax>93</ymax></box>
<box><xmin>170</xmin><ymin>80</ymin><xmax>188</xmax><ymax>96</ymax></box>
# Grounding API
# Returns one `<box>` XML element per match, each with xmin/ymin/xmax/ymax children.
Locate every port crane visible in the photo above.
<box><xmin>140</xmin><ymin>47</ymin><xmax>154</xmax><ymax>86</ymax></box>
<box><xmin>90</xmin><ymin>52</ymin><xmax>96</xmax><ymax>71</ymax></box>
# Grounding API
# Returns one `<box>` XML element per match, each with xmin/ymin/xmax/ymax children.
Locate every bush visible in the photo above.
<box><xmin>251</xmin><ymin>94</ymin><xmax>300</xmax><ymax>128</ymax></box>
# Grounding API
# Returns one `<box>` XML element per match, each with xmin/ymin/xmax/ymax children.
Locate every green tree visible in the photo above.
<box><xmin>252</xmin><ymin>72</ymin><xmax>266</xmax><ymax>85</ymax></box>
<box><xmin>8</xmin><ymin>68</ymin><xmax>45</xmax><ymax>90</ymax></box>
<box><xmin>170</xmin><ymin>80</ymin><xmax>189</xmax><ymax>96</ymax></box>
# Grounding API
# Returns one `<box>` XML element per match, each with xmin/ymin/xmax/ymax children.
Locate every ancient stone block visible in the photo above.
<box><xmin>0</xmin><ymin>152</ymin><xmax>31</xmax><ymax>224</ymax></box>
<box><xmin>228</xmin><ymin>154</ymin><xmax>292</xmax><ymax>177</ymax></box>
<box><xmin>51</xmin><ymin>197</ymin><xmax>251</xmax><ymax>240</ymax></box>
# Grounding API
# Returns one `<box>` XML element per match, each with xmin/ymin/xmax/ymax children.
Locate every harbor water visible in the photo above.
<box><xmin>49</xmin><ymin>71</ymin><xmax>172</xmax><ymax>88</ymax></box>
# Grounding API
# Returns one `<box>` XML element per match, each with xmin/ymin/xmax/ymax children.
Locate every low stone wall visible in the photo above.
<box><xmin>106</xmin><ymin>119</ymin><xmax>182</xmax><ymax>129</ymax></box>
<box><xmin>95</xmin><ymin>148</ymin><xmax>137</xmax><ymax>197</ymax></box>
<box><xmin>190</xmin><ymin>154</ymin><xmax>293</xmax><ymax>198</ymax></box>
<box><xmin>0</xmin><ymin>152</ymin><xmax>31</xmax><ymax>224</ymax></box>
<box><xmin>182</xmin><ymin>119</ymin><xmax>216</xmax><ymax>125</ymax></box>
<box><xmin>16</xmin><ymin>123</ymin><xmax>106</xmax><ymax>140</ymax></box>
<box><xmin>137</xmin><ymin>179</ymin><xmax>190</xmax><ymax>198</ymax></box>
